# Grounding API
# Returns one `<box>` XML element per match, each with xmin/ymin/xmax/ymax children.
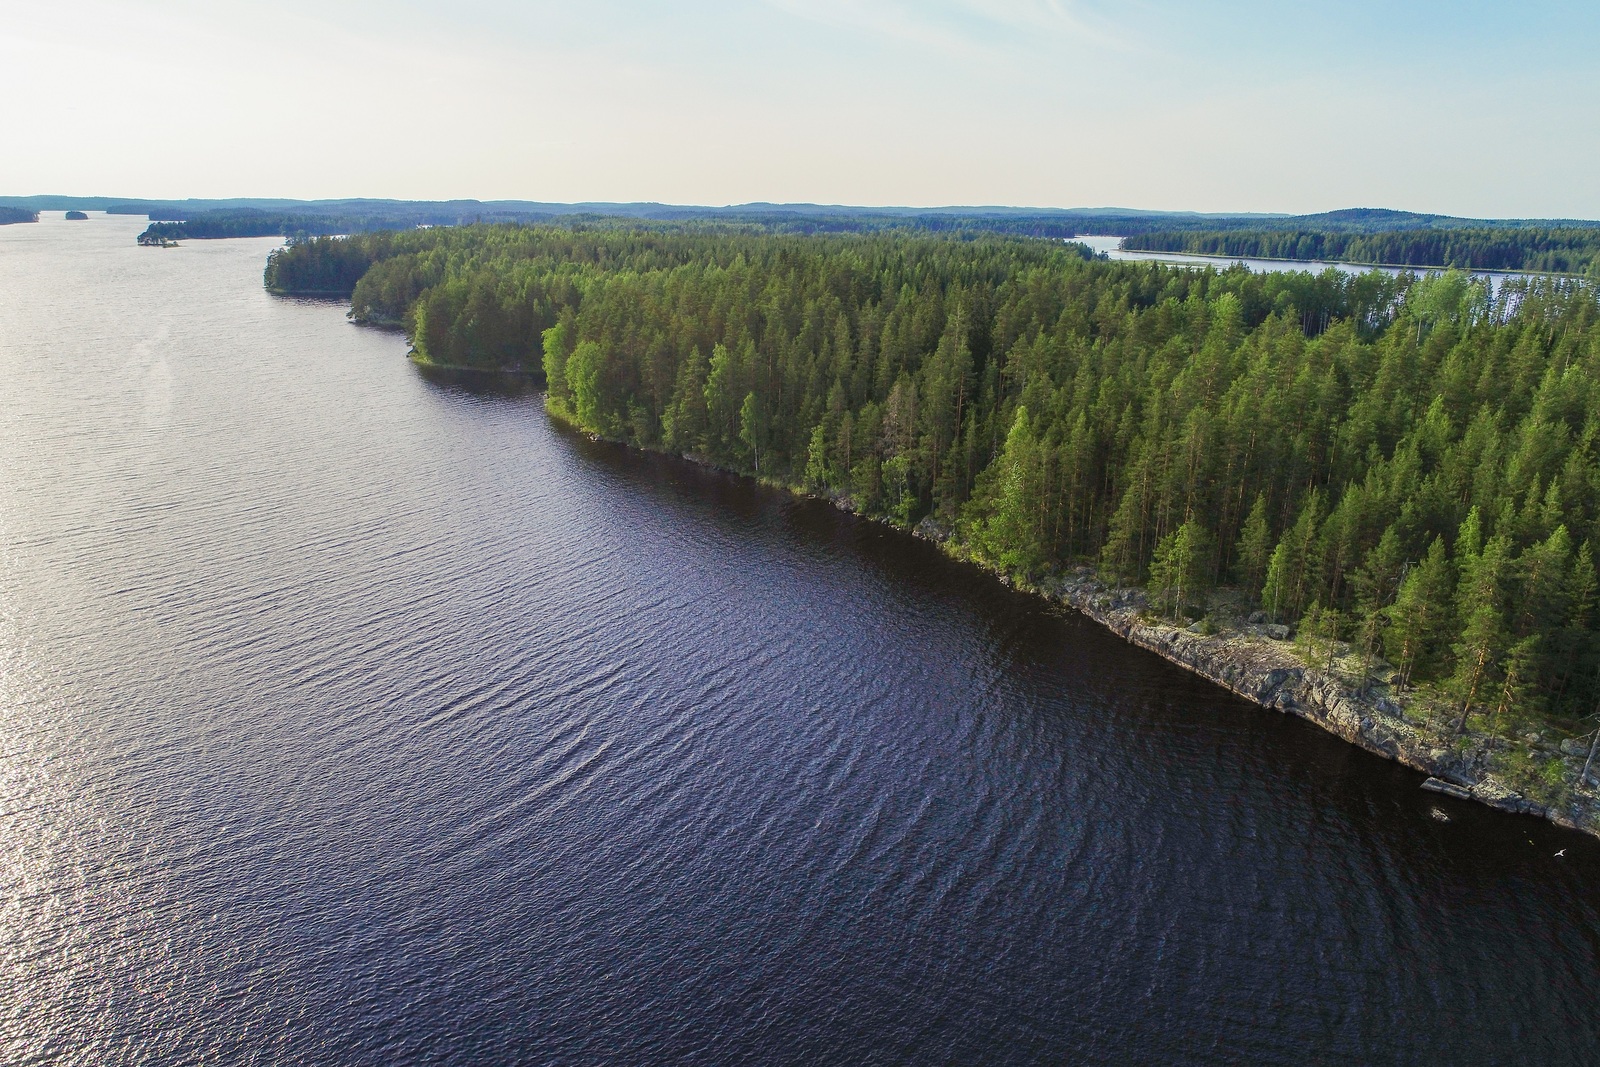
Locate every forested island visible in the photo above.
<box><xmin>0</xmin><ymin>207</ymin><xmax>38</xmax><ymax>225</ymax></box>
<box><xmin>266</xmin><ymin>224</ymin><xmax>1600</xmax><ymax>831</ymax></box>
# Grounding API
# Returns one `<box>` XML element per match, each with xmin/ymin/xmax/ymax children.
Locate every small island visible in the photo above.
<box><xmin>64</xmin><ymin>210</ymin><xmax>88</xmax><ymax>221</ymax></box>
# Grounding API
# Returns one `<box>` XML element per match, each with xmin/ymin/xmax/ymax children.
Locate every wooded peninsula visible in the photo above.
<box><xmin>266</xmin><ymin>224</ymin><xmax>1600</xmax><ymax>823</ymax></box>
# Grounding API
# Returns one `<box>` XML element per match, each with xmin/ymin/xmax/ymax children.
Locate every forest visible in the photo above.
<box><xmin>1124</xmin><ymin>227</ymin><xmax>1600</xmax><ymax>274</ymax></box>
<box><xmin>267</xmin><ymin>224</ymin><xmax>1600</xmax><ymax>781</ymax></box>
<box><xmin>0</xmin><ymin>207</ymin><xmax>37</xmax><ymax>225</ymax></box>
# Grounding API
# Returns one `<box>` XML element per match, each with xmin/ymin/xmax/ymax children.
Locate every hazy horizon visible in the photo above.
<box><xmin>8</xmin><ymin>1</ymin><xmax>1600</xmax><ymax>218</ymax></box>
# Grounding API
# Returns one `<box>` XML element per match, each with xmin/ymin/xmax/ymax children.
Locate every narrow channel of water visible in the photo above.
<box><xmin>1072</xmin><ymin>233</ymin><xmax>1533</xmax><ymax>288</ymax></box>
<box><xmin>2</xmin><ymin>213</ymin><xmax>1597</xmax><ymax>1066</ymax></box>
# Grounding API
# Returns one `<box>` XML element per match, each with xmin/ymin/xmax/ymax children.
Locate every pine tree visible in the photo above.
<box><xmin>1490</xmin><ymin>636</ymin><xmax>1540</xmax><ymax>741</ymax></box>
<box><xmin>1234</xmin><ymin>492</ymin><xmax>1273</xmax><ymax>594</ymax></box>
<box><xmin>1148</xmin><ymin>519</ymin><xmax>1212</xmax><ymax>621</ymax></box>
<box><xmin>1452</xmin><ymin>534</ymin><xmax>1511</xmax><ymax>734</ymax></box>
<box><xmin>1262</xmin><ymin>540</ymin><xmax>1292</xmax><ymax>622</ymax></box>
<box><xmin>972</xmin><ymin>407</ymin><xmax>1045</xmax><ymax>576</ymax></box>
<box><xmin>1351</xmin><ymin>526</ymin><xmax>1404</xmax><ymax>692</ymax></box>
<box><xmin>1555</xmin><ymin>542</ymin><xmax>1598</xmax><ymax>712</ymax></box>
<box><xmin>1387</xmin><ymin>536</ymin><xmax>1453</xmax><ymax>692</ymax></box>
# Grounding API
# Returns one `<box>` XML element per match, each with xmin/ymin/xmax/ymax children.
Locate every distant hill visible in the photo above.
<box><xmin>7</xmin><ymin>195</ymin><xmax>1598</xmax><ymax>269</ymax></box>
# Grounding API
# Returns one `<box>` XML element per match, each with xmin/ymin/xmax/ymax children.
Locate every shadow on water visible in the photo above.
<box><xmin>412</xmin><ymin>362</ymin><xmax>545</xmax><ymax>398</ymax></box>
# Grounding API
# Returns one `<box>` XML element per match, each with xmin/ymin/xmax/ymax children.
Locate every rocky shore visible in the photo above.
<box><xmin>1029</xmin><ymin>567</ymin><xmax>1600</xmax><ymax>841</ymax></box>
<box><xmin>557</xmin><ymin>415</ymin><xmax>1600</xmax><ymax>842</ymax></box>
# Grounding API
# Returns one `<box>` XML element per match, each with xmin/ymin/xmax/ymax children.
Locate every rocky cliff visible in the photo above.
<box><xmin>1030</xmin><ymin>569</ymin><xmax>1600</xmax><ymax>839</ymax></box>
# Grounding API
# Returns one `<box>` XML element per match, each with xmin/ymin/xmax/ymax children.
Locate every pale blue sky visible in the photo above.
<box><xmin>6</xmin><ymin>1</ymin><xmax>1599</xmax><ymax>216</ymax></box>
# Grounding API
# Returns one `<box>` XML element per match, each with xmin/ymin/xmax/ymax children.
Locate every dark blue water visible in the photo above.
<box><xmin>2</xmin><ymin>213</ymin><xmax>1599</xmax><ymax>1066</ymax></box>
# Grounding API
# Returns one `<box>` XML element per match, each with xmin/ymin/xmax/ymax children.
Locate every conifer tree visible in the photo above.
<box><xmin>1387</xmin><ymin>537</ymin><xmax>1453</xmax><ymax>692</ymax></box>
<box><xmin>1148</xmin><ymin>519</ymin><xmax>1212</xmax><ymax>621</ymax></box>
<box><xmin>1452</xmin><ymin>533</ymin><xmax>1511</xmax><ymax>734</ymax></box>
<box><xmin>1234</xmin><ymin>493</ymin><xmax>1273</xmax><ymax>593</ymax></box>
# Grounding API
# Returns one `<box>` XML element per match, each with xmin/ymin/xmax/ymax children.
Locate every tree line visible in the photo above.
<box><xmin>266</xmin><ymin>224</ymin><xmax>1600</xmax><ymax>757</ymax></box>
<box><xmin>1124</xmin><ymin>227</ymin><xmax>1600</xmax><ymax>274</ymax></box>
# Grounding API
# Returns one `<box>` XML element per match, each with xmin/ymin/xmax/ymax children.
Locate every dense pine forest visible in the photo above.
<box><xmin>1124</xmin><ymin>227</ymin><xmax>1600</xmax><ymax>274</ymax></box>
<box><xmin>268</xmin><ymin>224</ymin><xmax>1600</xmax><ymax>782</ymax></box>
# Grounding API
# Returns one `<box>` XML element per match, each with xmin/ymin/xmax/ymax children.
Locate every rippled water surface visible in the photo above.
<box><xmin>3</xmin><ymin>214</ymin><xmax>1600</xmax><ymax>1065</ymax></box>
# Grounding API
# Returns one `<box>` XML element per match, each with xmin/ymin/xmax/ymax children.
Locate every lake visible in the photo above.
<box><xmin>2</xmin><ymin>213</ymin><xmax>1598</xmax><ymax>1065</ymax></box>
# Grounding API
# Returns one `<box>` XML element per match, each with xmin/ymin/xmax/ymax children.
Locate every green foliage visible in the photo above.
<box><xmin>1234</xmin><ymin>494</ymin><xmax>1273</xmax><ymax>592</ymax></box>
<box><xmin>1387</xmin><ymin>538</ymin><xmax>1454</xmax><ymax>691</ymax></box>
<box><xmin>1148</xmin><ymin>520</ymin><xmax>1213</xmax><ymax>620</ymax></box>
<box><xmin>267</xmin><ymin>221</ymin><xmax>1600</xmax><ymax>734</ymax></box>
<box><xmin>566</xmin><ymin>341</ymin><xmax>606</xmax><ymax>430</ymax></box>
<box><xmin>264</xmin><ymin>235</ymin><xmax>382</xmax><ymax>294</ymax></box>
<box><xmin>970</xmin><ymin>407</ymin><xmax>1046</xmax><ymax>574</ymax></box>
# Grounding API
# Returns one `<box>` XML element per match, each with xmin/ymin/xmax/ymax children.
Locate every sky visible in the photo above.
<box><xmin>5</xmin><ymin>0</ymin><xmax>1600</xmax><ymax>217</ymax></box>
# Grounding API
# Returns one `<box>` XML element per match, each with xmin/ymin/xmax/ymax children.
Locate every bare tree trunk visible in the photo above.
<box><xmin>1582</xmin><ymin>723</ymin><xmax>1598</xmax><ymax>788</ymax></box>
<box><xmin>1576</xmin><ymin>674</ymin><xmax>1600</xmax><ymax>788</ymax></box>
<box><xmin>1454</xmin><ymin>646</ymin><xmax>1488</xmax><ymax>734</ymax></box>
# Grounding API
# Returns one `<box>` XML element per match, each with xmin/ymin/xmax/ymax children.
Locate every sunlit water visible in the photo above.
<box><xmin>2</xmin><ymin>213</ymin><xmax>1598</xmax><ymax>1065</ymax></box>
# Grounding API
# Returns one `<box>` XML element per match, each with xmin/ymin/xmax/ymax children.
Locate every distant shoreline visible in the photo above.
<box><xmin>1111</xmin><ymin>245</ymin><xmax>1583</xmax><ymax>279</ymax></box>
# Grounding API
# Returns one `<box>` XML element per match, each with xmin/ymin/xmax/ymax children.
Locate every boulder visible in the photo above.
<box><xmin>1263</xmin><ymin>623</ymin><xmax>1291</xmax><ymax>640</ymax></box>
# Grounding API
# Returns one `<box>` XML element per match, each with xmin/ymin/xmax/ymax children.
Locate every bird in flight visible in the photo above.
<box><xmin>1556</xmin><ymin>849</ymin><xmax>1567</xmax><ymax>858</ymax></box>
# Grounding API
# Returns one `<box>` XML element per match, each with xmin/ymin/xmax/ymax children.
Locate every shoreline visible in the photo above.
<box><xmin>1029</xmin><ymin>569</ymin><xmax>1600</xmax><ymax>839</ymax></box>
<box><xmin>407</xmin><ymin>353</ymin><xmax>539</xmax><ymax>374</ymax></box>
<box><xmin>545</xmin><ymin>401</ymin><xmax>1600</xmax><ymax>842</ymax></box>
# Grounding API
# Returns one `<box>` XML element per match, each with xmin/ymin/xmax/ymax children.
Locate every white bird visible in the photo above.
<box><xmin>1556</xmin><ymin>849</ymin><xmax>1567</xmax><ymax>858</ymax></box>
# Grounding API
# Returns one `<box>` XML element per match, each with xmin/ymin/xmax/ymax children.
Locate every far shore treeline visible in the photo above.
<box><xmin>1124</xmin><ymin>227</ymin><xmax>1600</xmax><ymax>275</ymax></box>
<box><xmin>109</xmin><ymin>199</ymin><xmax>1600</xmax><ymax>275</ymax></box>
<box><xmin>267</xmin><ymin>224</ymin><xmax>1600</xmax><ymax>760</ymax></box>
